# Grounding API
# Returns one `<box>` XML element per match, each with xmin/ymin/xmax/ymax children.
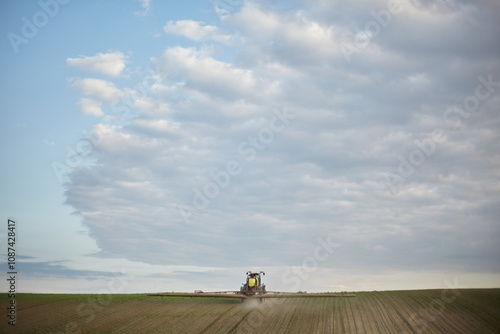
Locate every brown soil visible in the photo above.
<box><xmin>1</xmin><ymin>289</ymin><xmax>499</xmax><ymax>333</ymax></box>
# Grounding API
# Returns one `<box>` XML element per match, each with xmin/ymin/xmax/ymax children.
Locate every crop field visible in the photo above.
<box><xmin>1</xmin><ymin>289</ymin><xmax>499</xmax><ymax>333</ymax></box>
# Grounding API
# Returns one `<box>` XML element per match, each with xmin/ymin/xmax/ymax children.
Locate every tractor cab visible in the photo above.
<box><xmin>240</xmin><ymin>271</ymin><xmax>266</xmax><ymax>296</ymax></box>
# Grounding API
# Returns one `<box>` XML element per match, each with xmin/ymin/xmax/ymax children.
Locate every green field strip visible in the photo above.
<box><xmin>262</xmin><ymin>299</ymin><xmax>297</xmax><ymax>333</ymax></box>
<box><xmin>358</xmin><ymin>291</ymin><xmax>379</xmax><ymax>334</ymax></box>
<box><xmin>175</xmin><ymin>301</ymin><xmax>236</xmax><ymax>333</ymax></box>
<box><xmin>227</xmin><ymin>309</ymin><xmax>253</xmax><ymax>333</ymax></box>
<box><xmin>403</xmin><ymin>290</ymin><xmax>446</xmax><ymax>333</ymax></box>
<box><xmin>380</xmin><ymin>291</ymin><xmax>419</xmax><ymax>334</ymax></box>
<box><xmin>303</xmin><ymin>298</ymin><xmax>321</xmax><ymax>333</ymax></box>
<box><xmin>402</xmin><ymin>289</ymin><xmax>476</xmax><ymax>334</ymax></box>
<box><xmin>2</xmin><ymin>290</ymin><xmax>500</xmax><ymax>333</ymax></box>
<box><xmin>453</xmin><ymin>289</ymin><xmax>500</xmax><ymax>330</ymax></box>
<box><xmin>283</xmin><ymin>306</ymin><xmax>298</xmax><ymax>333</ymax></box>
<box><xmin>366</xmin><ymin>290</ymin><xmax>398</xmax><ymax>333</ymax></box>
<box><xmin>284</xmin><ymin>298</ymin><xmax>317</xmax><ymax>333</ymax></box>
<box><xmin>321</xmin><ymin>296</ymin><xmax>334</xmax><ymax>333</ymax></box>
<box><xmin>346</xmin><ymin>294</ymin><xmax>361</xmax><ymax>333</ymax></box>
<box><xmin>363</xmin><ymin>291</ymin><xmax>386</xmax><ymax>334</ymax></box>
<box><xmin>131</xmin><ymin>302</ymin><xmax>201</xmax><ymax>333</ymax></box>
<box><xmin>333</xmin><ymin>294</ymin><xmax>344</xmax><ymax>333</ymax></box>
<box><xmin>197</xmin><ymin>304</ymin><xmax>238</xmax><ymax>333</ymax></box>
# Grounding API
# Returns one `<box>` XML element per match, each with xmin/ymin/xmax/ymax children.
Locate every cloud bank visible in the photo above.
<box><xmin>64</xmin><ymin>0</ymin><xmax>500</xmax><ymax>290</ymax></box>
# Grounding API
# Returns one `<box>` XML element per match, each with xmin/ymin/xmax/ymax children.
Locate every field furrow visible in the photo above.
<box><xmin>2</xmin><ymin>289</ymin><xmax>499</xmax><ymax>333</ymax></box>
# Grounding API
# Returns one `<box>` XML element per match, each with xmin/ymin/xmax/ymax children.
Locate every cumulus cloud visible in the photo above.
<box><xmin>231</xmin><ymin>3</ymin><xmax>345</xmax><ymax>63</ymax></box>
<box><xmin>164</xmin><ymin>20</ymin><xmax>241</xmax><ymax>44</ymax></box>
<box><xmin>65</xmin><ymin>1</ymin><xmax>500</xmax><ymax>286</ymax></box>
<box><xmin>77</xmin><ymin>98</ymin><xmax>103</xmax><ymax>116</ymax></box>
<box><xmin>151</xmin><ymin>46</ymin><xmax>281</xmax><ymax>103</ymax></box>
<box><xmin>67</xmin><ymin>51</ymin><xmax>127</xmax><ymax>77</ymax></box>
<box><xmin>72</xmin><ymin>78</ymin><xmax>123</xmax><ymax>104</ymax></box>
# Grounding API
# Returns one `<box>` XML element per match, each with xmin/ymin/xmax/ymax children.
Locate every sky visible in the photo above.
<box><xmin>0</xmin><ymin>0</ymin><xmax>499</xmax><ymax>294</ymax></box>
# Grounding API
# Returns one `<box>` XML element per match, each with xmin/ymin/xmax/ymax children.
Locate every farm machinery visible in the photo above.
<box><xmin>148</xmin><ymin>271</ymin><xmax>356</xmax><ymax>300</ymax></box>
<box><xmin>240</xmin><ymin>271</ymin><xmax>266</xmax><ymax>296</ymax></box>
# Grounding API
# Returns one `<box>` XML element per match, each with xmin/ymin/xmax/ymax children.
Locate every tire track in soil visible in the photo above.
<box><xmin>424</xmin><ymin>296</ymin><xmax>475</xmax><ymax>334</ymax></box>
<box><xmin>360</xmin><ymin>292</ymin><xmax>380</xmax><ymax>334</ymax></box>
<box><xmin>311</xmin><ymin>298</ymin><xmax>325</xmax><ymax>333</ymax></box>
<box><xmin>420</xmin><ymin>290</ymin><xmax>498</xmax><ymax>334</ymax></box>
<box><xmin>178</xmin><ymin>302</ymin><xmax>236</xmax><ymax>333</ymax></box>
<box><xmin>227</xmin><ymin>309</ymin><xmax>253</xmax><ymax>333</ymax></box>
<box><xmin>373</xmin><ymin>291</ymin><xmax>403</xmax><ymax>333</ymax></box>
<box><xmin>146</xmin><ymin>304</ymin><xmax>208</xmax><ymax>333</ymax></box>
<box><xmin>361</xmin><ymin>292</ymin><xmax>383</xmax><ymax>334</ymax></box>
<box><xmin>6</xmin><ymin>290</ymin><xmax>500</xmax><ymax>333</ymax></box>
<box><xmin>413</xmin><ymin>290</ymin><xmax>463</xmax><ymax>334</ymax></box>
<box><xmin>321</xmin><ymin>297</ymin><xmax>334</xmax><ymax>333</ymax></box>
<box><xmin>127</xmin><ymin>302</ymin><xmax>189</xmax><ymax>333</ymax></box>
<box><xmin>348</xmin><ymin>294</ymin><xmax>364</xmax><ymax>334</ymax></box>
<box><xmin>264</xmin><ymin>299</ymin><xmax>295</xmax><ymax>333</ymax></box>
<box><xmin>236</xmin><ymin>301</ymin><xmax>282</xmax><ymax>334</ymax></box>
<box><xmin>198</xmin><ymin>304</ymin><xmax>238</xmax><ymax>333</ymax></box>
<box><xmin>315</xmin><ymin>298</ymin><xmax>327</xmax><ymax>333</ymax></box>
<box><xmin>284</xmin><ymin>298</ymin><xmax>308</xmax><ymax>333</ymax></box>
<box><xmin>306</xmin><ymin>298</ymin><xmax>318</xmax><ymax>333</ymax></box>
<box><xmin>14</xmin><ymin>295</ymin><xmax>102</xmax><ymax>332</ymax></box>
<box><xmin>381</xmin><ymin>291</ymin><xmax>418</xmax><ymax>334</ymax></box>
<box><xmin>365</xmin><ymin>291</ymin><xmax>394</xmax><ymax>333</ymax></box>
<box><xmin>345</xmin><ymin>295</ymin><xmax>358</xmax><ymax>333</ymax></box>
<box><xmin>117</xmin><ymin>300</ymin><xmax>198</xmax><ymax>333</ymax></box>
<box><xmin>124</xmin><ymin>299</ymin><xmax>231</xmax><ymax>333</ymax></box>
<box><xmin>452</xmin><ymin>290</ymin><xmax>500</xmax><ymax>332</ymax></box>
<box><xmin>441</xmin><ymin>294</ymin><xmax>485</xmax><ymax>333</ymax></box>
<box><xmin>283</xmin><ymin>299</ymin><xmax>304</xmax><ymax>333</ymax></box>
<box><xmin>405</xmin><ymin>291</ymin><xmax>449</xmax><ymax>334</ymax></box>
<box><xmin>403</xmin><ymin>292</ymin><xmax>436</xmax><ymax>334</ymax></box>
<box><xmin>338</xmin><ymin>297</ymin><xmax>350</xmax><ymax>333</ymax></box>
<box><xmin>443</xmin><ymin>293</ymin><xmax>497</xmax><ymax>333</ymax></box>
<box><xmin>333</xmin><ymin>296</ymin><xmax>345</xmax><ymax>333</ymax></box>
<box><xmin>319</xmin><ymin>298</ymin><xmax>330</xmax><ymax>333</ymax></box>
<box><xmin>84</xmin><ymin>300</ymin><xmax>174</xmax><ymax>333</ymax></box>
<box><xmin>375</xmin><ymin>291</ymin><xmax>412</xmax><ymax>333</ymax></box>
<box><xmin>425</xmin><ymin>291</ymin><xmax>463</xmax><ymax>334</ymax></box>
<box><xmin>306</xmin><ymin>298</ymin><xmax>322</xmax><ymax>333</ymax></box>
<box><xmin>283</xmin><ymin>306</ymin><xmax>298</xmax><ymax>333</ymax></box>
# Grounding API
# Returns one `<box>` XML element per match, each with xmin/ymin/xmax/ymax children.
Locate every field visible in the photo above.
<box><xmin>1</xmin><ymin>289</ymin><xmax>499</xmax><ymax>333</ymax></box>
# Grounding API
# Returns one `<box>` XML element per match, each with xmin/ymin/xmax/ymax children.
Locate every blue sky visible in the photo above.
<box><xmin>1</xmin><ymin>0</ymin><xmax>499</xmax><ymax>293</ymax></box>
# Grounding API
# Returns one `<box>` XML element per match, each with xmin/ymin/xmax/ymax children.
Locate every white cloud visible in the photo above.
<box><xmin>152</xmin><ymin>46</ymin><xmax>280</xmax><ymax>101</ymax></box>
<box><xmin>67</xmin><ymin>51</ymin><xmax>127</xmax><ymax>77</ymax></box>
<box><xmin>63</xmin><ymin>0</ymin><xmax>500</xmax><ymax>290</ymax></box>
<box><xmin>135</xmin><ymin>119</ymin><xmax>180</xmax><ymax>134</ymax></box>
<box><xmin>77</xmin><ymin>98</ymin><xmax>103</xmax><ymax>116</ymax></box>
<box><xmin>135</xmin><ymin>0</ymin><xmax>152</xmax><ymax>16</ymax></box>
<box><xmin>133</xmin><ymin>96</ymin><xmax>171</xmax><ymax>116</ymax></box>
<box><xmin>230</xmin><ymin>3</ymin><xmax>345</xmax><ymax>64</ymax></box>
<box><xmin>72</xmin><ymin>78</ymin><xmax>123</xmax><ymax>104</ymax></box>
<box><xmin>164</xmin><ymin>20</ymin><xmax>241</xmax><ymax>45</ymax></box>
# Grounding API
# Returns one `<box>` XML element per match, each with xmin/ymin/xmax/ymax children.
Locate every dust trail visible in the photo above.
<box><xmin>242</xmin><ymin>298</ymin><xmax>261</xmax><ymax>310</ymax></box>
<box><xmin>237</xmin><ymin>297</ymin><xmax>289</xmax><ymax>333</ymax></box>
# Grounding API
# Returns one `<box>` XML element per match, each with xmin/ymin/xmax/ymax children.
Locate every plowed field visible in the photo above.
<box><xmin>2</xmin><ymin>289</ymin><xmax>499</xmax><ymax>333</ymax></box>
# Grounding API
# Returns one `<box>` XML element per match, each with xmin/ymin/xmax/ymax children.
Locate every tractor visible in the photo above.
<box><xmin>240</xmin><ymin>271</ymin><xmax>266</xmax><ymax>296</ymax></box>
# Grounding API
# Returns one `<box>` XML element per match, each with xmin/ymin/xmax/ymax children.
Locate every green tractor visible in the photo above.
<box><xmin>240</xmin><ymin>271</ymin><xmax>266</xmax><ymax>296</ymax></box>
